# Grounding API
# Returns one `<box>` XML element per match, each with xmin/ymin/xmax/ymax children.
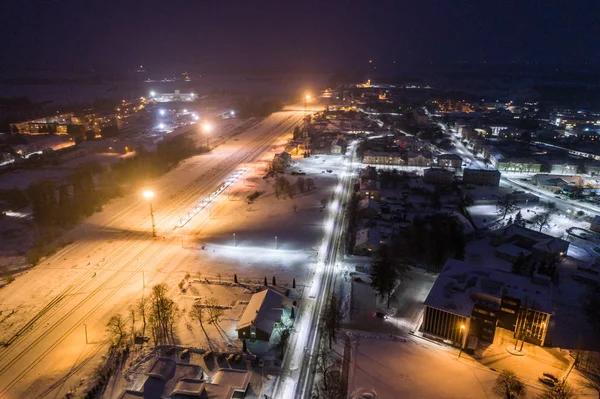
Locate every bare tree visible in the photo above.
<box><xmin>204</xmin><ymin>297</ymin><xmax>224</xmax><ymax>325</ymax></box>
<box><xmin>313</xmin><ymin>344</ymin><xmax>343</xmax><ymax>399</ymax></box>
<box><xmin>189</xmin><ymin>301</ymin><xmax>206</xmax><ymax>329</ymax></box>
<box><xmin>129</xmin><ymin>305</ymin><xmax>137</xmax><ymax>341</ymax></box>
<box><xmin>106</xmin><ymin>314</ymin><xmax>126</xmax><ymax>344</ymax></box>
<box><xmin>532</xmin><ymin>204</ymin><xmax>556</xmax><ymax>232</ymax></box>
<box><xmin>497</xmin><ymin>195</ymin><xmax>518</xmax><ymax>220</ymax></box>
<box><xmin>149</xmin><ymin>283</ymin><xmax>177</xmax><ymax>344</ymax></box>
<box><xmin>321</xmin><ymin>292</ymin><xmax>342</xmax><ymax>349</ymax></box>
<box><xmin>137</xmin><ymin>296</ymin><xmax>148</xmax><ymax>338</ymax></box>
<box><xmin>538</xmin><ymin>380</ymin><xmax>577</xmax><ymax>399</ymax></box>
<box><xmin>492</xmin><ymin>370</ymin><xmax>526</xmax><ymax>399</ymax></box>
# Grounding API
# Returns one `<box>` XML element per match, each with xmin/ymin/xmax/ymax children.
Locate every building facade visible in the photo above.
<box><xmin>423</xmin><ymin>260</ymin><xmax>552</xmax><ymax>347</ymax></box>
<box><xmin>462</xmin><ymin>168</ymin><xmax>501</xmax><ymax>187</ymax></box>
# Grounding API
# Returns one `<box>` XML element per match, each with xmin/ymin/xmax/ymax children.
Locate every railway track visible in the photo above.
<box><xmin>0</xmin><ymin>111</ymin><xmax>303</xmax><ymax>398</ymax></box>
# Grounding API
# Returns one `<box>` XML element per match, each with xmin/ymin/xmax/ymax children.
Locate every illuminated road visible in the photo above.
<box><xmin>0</xmin><ymin>108</ymin><xmax>305</xmax><ymax>398</ymax></box>
<box><xmin>273</xmin><ymin>142</ymin><xmax>357</xmax><ymax>399</ymax></box>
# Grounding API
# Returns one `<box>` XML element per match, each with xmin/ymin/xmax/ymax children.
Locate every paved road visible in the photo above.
<box><xmin>0</xmin><ymin>108</ymin><xmax>305</xmax><ymax>398</ymax></box>
<box><xmin>272</xmin><ymin>143</ymin><xmax>357</xmax><ymax>399</ymax></box>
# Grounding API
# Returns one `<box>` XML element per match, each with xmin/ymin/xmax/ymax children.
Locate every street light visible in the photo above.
<box><xmin>158</xmin><ymin>109</ymin><xmax>166</xmax><ymax>116</ymax></box>
<box><xmin>150</xmin><ymin>91</ymin><xmax>156</xmax><ymax>97</ymax></box>
<box><xmin>202</xmin><ymin>122</ymin><xmax>213</xmax><ymax>148</ymax></box>
<box><xmin>142</xmin><ymin>190</ymin><xmax>156</xmax><ymax>237</ymax></box>
<box><xmin>458</xmin><ymin>324</ymin><xmax>466</xmax><ymax>358</ymax></box>
<box><xmin>304</xmin><ymin>93</ymin><xmax>311</xmax><ymax>114</ymax></box>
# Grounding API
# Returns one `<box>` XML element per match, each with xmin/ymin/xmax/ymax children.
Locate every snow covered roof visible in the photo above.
<box><xmin>360</xmin><ymin>179</ymin><xmax>379</xmax><ymax>191</ymax></box>
<box><xmin>424</xmin><ymin>259</ymin><xmax>552</xmax><ymax>318</ymax></box>
<box><xmin>355</xmin><ymin>228</ymin><xmax>381</xmax><ymax>247</ymax></box>
<box><xmin>358</xmin><ymin>198</ymin><xmax>381</xmax><ymax>213</ymax></box>
<box><xmin>534</xmin><ymin>174</ymin><xmax>582</xmax><ymax>187</ymax></box>
<box><xmin>496</xmin><ymin>243</ymin><xmax>532</xmax><ymax>258</ymax></box>
<box><xmin>237</xmin><ymin>289</ymin><xmax>283</xmax><ymax>335</ymax></box>
<box><xmin>495</xmin><ymin>225</ymin><xmax>569</xmax><ymax>254</ymax></box>
<box><xmin>438</xmin><ymin>153</ymin><xmax>462</xmax><ymax>161</ymax></box>
<box><xmin>205</xmin><ymin>368</ymin><xmax>250</xmax><ymax>398</ymax></box>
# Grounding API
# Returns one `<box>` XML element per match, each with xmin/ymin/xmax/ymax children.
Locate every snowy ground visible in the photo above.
<box><xmin>348</xmin><ymin>331</ymin><xmax>596</xmax><ymax>399</ymax></box>
<box><xmin>344</xmin><ymin>266</ymin><xmax>435</xmax><ymax>336</ymax></box>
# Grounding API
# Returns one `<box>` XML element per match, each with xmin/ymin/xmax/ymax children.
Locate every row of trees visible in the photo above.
<box><xmin>401</xmin><ymin>214</ymin><xmax>466</xmax><ymax>272</ymax></box>
<box><xmin>497</xmin><ymin>195</ymin><xmax>558</xmax><ymax>233</ymax></box>
<box><xmin>274</xmin><ymin>176</ymin><xmax>315</xmax><ymax>199</ymax></box>
<box><xmin>106</xmin><ymin>283</ymin><xmax>177</xmax><ymax>346</ymax></box>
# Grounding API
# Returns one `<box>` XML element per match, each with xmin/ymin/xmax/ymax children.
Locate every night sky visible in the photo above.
<box><xmin>1</xmin><ymin>0</ymin><xmax>599</xmax><ymax>73</ymax></box>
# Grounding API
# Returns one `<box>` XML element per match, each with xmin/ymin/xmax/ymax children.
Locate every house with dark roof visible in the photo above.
<box><xmin>490</xmin><ymin>224</ymin><xmax>569</xmax><ymax>263</ymax></box>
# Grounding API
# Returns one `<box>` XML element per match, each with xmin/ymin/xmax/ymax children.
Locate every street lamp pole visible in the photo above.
<box><xmin>149</xmin><ymin>201</ymin><xmax>156</xmax><ymax>237</ymax></box>
<box><xmin>233</xmin><ymin>233</ymin><xmax>236</xmax><ymax>247</ymax></box>
<box><xmin>458</xmin><ymin>324</ymin><xmax>466</xmax><ymax>358</ymax></box>
<box><xmin>142</xmin><ymin>190</ymin><xmax>156</xmax><ymax>237</ymax></box>
<box><xmin>275</xmin><ymin>235</ymin><xmax>278</xmax><ymax>250</ymax></box>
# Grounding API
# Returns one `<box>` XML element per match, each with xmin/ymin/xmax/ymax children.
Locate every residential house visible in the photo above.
<box><xmin>423</xmin><ymin>168</ymin><xmax>454</xmax><ymax>185</ymax></box>
<box><xmin>462</xmin><ymin>168</ymin><xmax>501</xmax><ymax>187</ymax></box>
<box><xmin>357</xmin><ymin>198</ymin><xmax>381</xmax><ymax>219</ymax></box>
<box><xmin>354</xmin><ymin>228</ymin><xmax>381</xmax><ymax>254</ymax></box>
<box><xmin>359</xmin><ymin>179</ymin><xmax>380</xmax><ymax>200</ymax></box>
<box><xmin>490</xmin><ymin>224</ymin><xmax>569</xmax><ymax>263</ymax></box>
<box><xmin>237</xmin><ymin>289</ymin><xmax>284</xmax><ymax>342</ymax></box>
<box><xmin>117</xmin><ymin>358</ymin><xmax>250</xmax><ymax>399</ymax></box>
<box><xmin>360</xmin><ymin>166</ymin><xmax>378</xmax><ymax>181</ymax></box>
<box><xmin>412</xmin><ymin>108</ymin><xmax>428</xmax><ymax>126</ymax></box>
<box><xmin>362</xmin><ymin>151</ymin><xmax>405</xmax><ymax>166</ymax></box>
<box><xmin>532</xmin><ymin>174</ymin><xmax>583</xmax><ymax>193</ymax></box>
<box><xmin>437</xmin><ymin>153</ymin><xmax>463</xmax><ymax>170</ymax></box>
<box><xmin>331</xmin><ymin>138</ymin><xmax>347</xmax><ymax>154</ymax></box>
<box><xmin>406</xmin><ymin>151</ymin><xmax>432</xmax><ymax>167</ymax></box>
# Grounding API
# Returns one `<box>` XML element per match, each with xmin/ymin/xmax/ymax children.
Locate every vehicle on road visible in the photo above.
<box><xmin>375</xmin><ymin>311</ymin><xmax>387</xmax><ymax>319</ymax></box>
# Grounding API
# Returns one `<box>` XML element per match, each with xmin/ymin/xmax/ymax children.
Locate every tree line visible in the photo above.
<box><xmin>13</xmin><ymin>133</ymin><xmax>204</xmax><ymax>264</ymax></box>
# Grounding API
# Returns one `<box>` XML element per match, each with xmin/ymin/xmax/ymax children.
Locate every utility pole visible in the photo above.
<box><xmin>275</xmin><ymin>235</ymin><xmax>278</xmax><ymax>250</ymax></box>
<box><xmin>149</xmin><ymin>201</ymin><xmax>156</xmax><ymax>237</ymax></box>
<box><xmin>233</xmin><ymin>233</ymin><xmax>236</xmax><ymax>247</ymax></box>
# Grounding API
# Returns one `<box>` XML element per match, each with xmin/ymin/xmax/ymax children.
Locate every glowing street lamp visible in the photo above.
<box><xmin>150</xmin><ymin>91</ymin><xmax>156</xmax><ymax>97</ymax></box>
<box><xmin>458</xmin><ymin>324</ymin><xmax>466</xmax><ymax>358</ymax></box>
<box><xmin>158</xmin><ymin>109</ymin><xmax>166</xmax><ymax>117</ymax></box>
<box><xmin>142</xmin><ymin>190</ymin><xmax>156</xmax><ymax>237</ymax></box>
<box><xmin>304</xmin><ymin>93</ymin><xmax>311</xmax><ymax>115</ymax></box>
<box><xmin>202</xmin><ymin>122</ymin><xmax>213</xmax><ymax>148</ymax></box>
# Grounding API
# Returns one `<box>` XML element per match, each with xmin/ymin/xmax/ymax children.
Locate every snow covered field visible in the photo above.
<box><xmin>348</xmin><ymin>332</ymin><xmax>595</xmax><ymax>399</ymax></box>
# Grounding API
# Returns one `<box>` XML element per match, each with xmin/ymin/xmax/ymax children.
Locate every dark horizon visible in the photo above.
<box><xmin>2</xmin><ymin>0</ymin><xmax>600</xmax><ymax>75</ymax></box>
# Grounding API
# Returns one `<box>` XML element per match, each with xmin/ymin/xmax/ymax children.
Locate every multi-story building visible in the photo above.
<box><xmin>406</xmin><ymin>151</ymin><xmax>432</xmax><ymax>167</ymax></box>
<box><xmin>423</xmin><ymin>168</ymin><xmax>454</xmax><ymax>185</ymax></box>
<box><xmin>437</xmin><ymin>153</ymin><xmax>462</xmax><ymax>170</ymax></box>
<box><xmin>362</xmin><ymin>151</ymin><xmax>405</xmax><ymax>166</ymax></box>
<box><xmin>462</xmin><ymin>168</ymin><xmax>501</xmax><ymax>187</ymax></box>
<box><xmin>423</xmin><ymin>259</ymin><xmax>552</xmax><ymax>347</ymax></box>
<box><xmin>497</xmin><ymin>159</ymin><xmax>542</xmax><ymax>174</ymax></box>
